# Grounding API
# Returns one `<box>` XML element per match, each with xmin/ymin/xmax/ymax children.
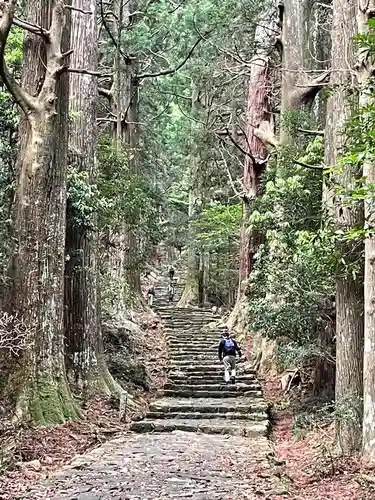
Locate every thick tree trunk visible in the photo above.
<box><xmin>237</xmin><ymin>22</ymin><xmax>272</xmax><ymax>299</ymax></box>
<box><xmin>358</xmin><ymin>1</ymin><xmax>375</xmax><ymax>462</ymax></box>
<box><xmin>281</xmin><ymin>0</ymin><xmax>328</xmax><ymax>121</ymax></box>
<box><xmin>0</xmin><ymin>0</ymin><xmax>79</xmax><ymax>423</ymax></box>
<box><xmin>64</xmin><ymin>0</ymin><xmax>123</xmax><ymax>397</ymax></box>
<box><xmin>112</xmin><ymin>0</ymin><xmax>141</xmax><ymax>298</ymax></box>
<box><xmin>325</xmin><ymin>0</ymin><xmax>363</xmax><ymax>453</ymax></box>
<box><xmin>123</xmin><ymin>74</ymin><xmax>141</xmax><ymax>295</ymax></box>
<box><xmin>178</xmin><ymin>86</ymin><xmax>202</xmax><ymax>307</ymax></box>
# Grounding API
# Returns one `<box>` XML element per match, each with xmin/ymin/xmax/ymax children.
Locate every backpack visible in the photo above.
<box><xmin>224</xmin><ymin>337</ymin><xmax>234</xmax><ymax>351</ymax></box>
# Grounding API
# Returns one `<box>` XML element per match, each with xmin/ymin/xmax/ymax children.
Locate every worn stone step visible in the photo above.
<box><xmin>162</xmin><ymin>389</ymin><xmax>263</xmax><ymax>398</ymax></box>
<box><xmin>168</xmin><ymin>374</ymin><xmax>257</xmax><ymax>384</ymax></box>
<box><xmin>166</xmin><ymin>334</ymin><xmax>217</xmax><ymax>339</ymax></box>
<box><xmin>145</xmin><ymin>411</ymin><xmax>268</xmax><ymax>421</ymax></box>
<box><xmin>164</xmin><ymin>324</ymin><xmax>216</xmax><ymax>328</ymax></box>
<box><xmin>164</xmin><ymin>383</ymin><xmax>261</xmax><ymax>391</ymax></box>
<box><xmin>168</xmin><ymin>362</ymin><xmax>226</xmax><ymax>369</ymax></box>
<box><xmin>168</xmin><ymin>340</ymin><xmax>217</xmax><ymax>346</ymax></box>
<box><xmin>168</xmin><ymin>346</ymin><xmax>217</xmax><ymax>352</ymax></box>
<box><xmin>131</xmin><ymin>418</ymin><xmax>269</xmax><ymax>437</ymax></box>
<box><xmin>149</xmin><ymin>397</ymin><xmax>268</xmax><ymax>414</ymax></box>
<box><xmin>168</xmin><ymin>353</ymin><xmax>217</xmax><ymax>359</ymax></box>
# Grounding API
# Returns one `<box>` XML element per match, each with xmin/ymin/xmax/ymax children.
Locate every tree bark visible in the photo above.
<box><xmin>178</xmin><ymin>85</ymin><xmax>203</xmax><ymax>307</ymax></box>
<box><xmin>281</xmin><ymin>0</ymin><xmax>329</xmax><ymax>136</ymax></box>
<box><xmin>1</xmin><ymin>0</ymin><xmax>79</xmax><ymax>423</ymax></box>
<box><xmin>325</xmin><ymin>0</ymin><xmax>363</xmax><ymax>454</ymax></box>
<box><xmin>112</xmin><ymin>0</ymin><xmax>141</xmax><ymax>297</ymax></box>
<box><xmin>64</xmin><ymin>0</ymin><xmax>123</xmax><ymax>398</ymax></box>
<box><xmin>358</xmin><ymin>1</ymin><xmax>375</xmax><ymax>463</ymax></box>
<box><xmin>237</xmin><ymin>20</ymin><xmax>273</xmax><ymax>299</ymax></box>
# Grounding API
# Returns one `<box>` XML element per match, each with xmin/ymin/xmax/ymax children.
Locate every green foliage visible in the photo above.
<box><xmin>98</xmin><ymin>136</ymin><xmax>164</xmax><ymax>268</ymax></box>
<box><xmin>67</xmin><ymin>168</ymin><xmax>104</xmax><ymax>229</ymax></box>
<box><xmin>0</xmin><ymin>26</ymin><xmax>23</xmax><ymax>283</ymax></box>
<box><xmin>193</xmin><ymin>203</ymin><xmax>241</xmax><ymax>248</ymax></box>
<box><xmin>247</xmin><ymin>137</ymin><xmax>336</xmax><ymax>344</ymax></box>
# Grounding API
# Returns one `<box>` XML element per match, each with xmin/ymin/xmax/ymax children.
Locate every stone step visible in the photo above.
<box><xmin>168</xmin><ymin>362</ymin><xmax>228</xmax><ymax>369</ymax></box>
<box><xmin>168</xmin><ymin>375</ymin><xmax>257</xmax><ymax>384</ymax></box>
<box><xmin>168</xmin><ymin>352</ymin><xmax>218</xmax><ymax>357</ymax></box>
<box><xmin>168</xmin><ymin>342</ymin><xmax>217</xmax><ymax>347</ymax></box>
<box><xmin>168</xmin><ymin>345</ymin><xmax>217</xmax><ymax>351</ymax></box>
<box><xmin>164</xmin><ymin>383</ymin><xmax>261</xmax><ymax>392</ymax></box>
<box><xmin>145</xmin><ymin>411</ymin><xmax>268</xmax><ymax>421</ymax></box>
<box><xmin>162</xmin><ymin>389</ymin><xmax>263</xmax><ymax>398</ymax></box>
<box><xmin>165</xmin><ymin>334</ymin><xmax>218</xmax><ymax>340</ymax></box>
<box><xmin>164</xmin><ymin>326</ymin><xmax>211</xmax><ymax>331</ymax></box>
<box><xmin>131</xmin><ymin>418</ymin><xmax>268</xmax><ymax>437</ymax></box>
<box><xmin>149</xmin><ymin>397</ymin><xmax>268</xmax><ymax>414</ymax></box>
<box><xmin>166</xmin><ymin>341</ymin><xmax>219</xmax><ymax>347</ymax></box>
<box><xmin>164</xmin><ymin>324</ymin><xmax>210</xmax><ymax>327</ymax></box>
<box><xmin>168</xmin><ymin>350</ymin><xmax>217</xmax><ymax>356</ymax></box>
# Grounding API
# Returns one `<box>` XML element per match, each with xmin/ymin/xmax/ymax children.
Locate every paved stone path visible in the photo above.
<box><xmin>23</xmin><ymin>281</ymin><xmax>277</xmax><ymax>499</ymax></box>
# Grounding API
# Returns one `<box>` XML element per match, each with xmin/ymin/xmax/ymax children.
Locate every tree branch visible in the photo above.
<box><xmin>99</xmin><ymin>87</ymin><xmax>113</xmax><ymax>99</ymax></box>
<box><xmin>291</xmin><ymin>71</ymin><xmax>330</xmax><ymax>107</ymax></box>
<box><xmin>0</xmin><ymin>0</ymin><xmax>37</xmax><ymax>115</ymax></box>
<box><xmin>13</xmin><ymin>17</ymin><xmax>50</xmax><ymax>40</ymax></box>
<box><xmin>253</xmin><ymin>120</ymin><xmax>278</xmax><ymax>149</ymax></box>
<box><xmin>293</xmin><ymin>159</ymin><xmax>326</xmax><ymax>170</ymax></box>
<box><xmin>63</xmin><ymin>4</ymin><xmax>92</xmax><ymax>15</ymax></box>
<box><xmin>297</xmin><ymin>128</ymin><xmax>325</xmax><ymax>136</ymax></box>
<box><xmin>136</xmin><ymin>35</ymin><xmax>204</xmax><ymax>80</ymax></box>
<box><xmin>68</xmin><ymin>68</ymin><xmax>113</xmax><ymax>78</ymax></box>
<box><xmin>217</xmin><ymin>147</ymin><xmax>244</xmax><ymax>199</ymax></box>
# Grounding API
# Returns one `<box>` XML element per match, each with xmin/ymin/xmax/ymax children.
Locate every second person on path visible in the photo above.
<box><xmin>218</xmin><ymin>327</ymin><xmax>242</xmax><ymax>384</ymax></box>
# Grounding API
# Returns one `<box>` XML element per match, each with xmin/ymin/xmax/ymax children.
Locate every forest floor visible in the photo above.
<box><xmin>264</xmin><ymin>377</ymin><xmax>375</xmax><ymax>499</ymax></box>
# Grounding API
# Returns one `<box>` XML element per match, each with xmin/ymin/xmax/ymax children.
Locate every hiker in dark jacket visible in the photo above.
<box><xmin>168</xmin><ymin>265</ymin><xmax>175</xmax><ymax>280</ymax></box>
<box><xmin>147</xmin><ymin>285</ymin><xmax>155</xmax><ymax>306</ymax></box>
<box><xmin>218</xmin><ymin>327</ymin><xmax>242</xmax><ymax>384</ymax></box>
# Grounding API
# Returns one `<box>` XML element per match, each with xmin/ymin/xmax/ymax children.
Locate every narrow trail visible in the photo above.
<box><xmin>24</xmin><ymin>277</ymin><xmax>280</xmax><ymax>499</ymax></box>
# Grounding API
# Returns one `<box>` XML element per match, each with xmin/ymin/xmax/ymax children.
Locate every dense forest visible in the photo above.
<box><xmin>1</xmin><ymin>0</ymin><xmax>375</xmax><ymax>483</ymax></box>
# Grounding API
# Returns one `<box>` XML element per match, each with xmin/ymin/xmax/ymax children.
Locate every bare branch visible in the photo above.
<box><xmin>137</xmin><ymin>36</ymin><xmax>205</xmax><ymax>80</ymax></box>
<box><xmin>217</xmin><ymin>147</ymin><xmax>243</xmax><ymax>199</ymax></box>
<box><xmin>13</xmin><ymin>17</ymin><xmax>50</xmax><ymax>40</ymax></box>
<box><xmin>293</xmin><ymin>159</ymin><xmax>326</xmax><ymax>170</ymax></box>
<box><xmin>297</xmin><ymin>128</ymin><xmax>325</xmax><ymax>136</ymax></box>
<box><xmin>68</xmin><ymin>68</ymin><xmax>113</xmax><ymax>78</ymax></box>
<box><xmin>0</xmin><ymin>311</ymin><xmax>34</xmax><ymax>355</ymax></box>
<box><xmin>64</xmin><ymin>4</ymin><xmax>92</xmax><ymax>15</ymax></box>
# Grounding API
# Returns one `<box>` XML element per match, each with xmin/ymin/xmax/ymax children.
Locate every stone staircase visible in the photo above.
<box><xmin>132</xmin><ymin>283</ymin><xmax>269</xmax><ymax>437</ymax></box>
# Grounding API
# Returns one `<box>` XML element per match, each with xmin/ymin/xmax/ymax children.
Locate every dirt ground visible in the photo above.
<box><xmin>264</xmin><ymin>377</ymin><xmax>375</xmax><ymax>500</ymax></box>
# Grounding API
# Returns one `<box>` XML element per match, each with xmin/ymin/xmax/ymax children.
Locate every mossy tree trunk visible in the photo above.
<box><xmin>0</xmin><ymin>0</ymin><xmax>79</xmax><ymax>424</ymax></box>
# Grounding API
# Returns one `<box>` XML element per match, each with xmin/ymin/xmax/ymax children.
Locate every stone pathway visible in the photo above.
<box><xmin>23</xmin><ymin>285</ymin><xmax>278</xmax><ymax>499</ymax></box>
